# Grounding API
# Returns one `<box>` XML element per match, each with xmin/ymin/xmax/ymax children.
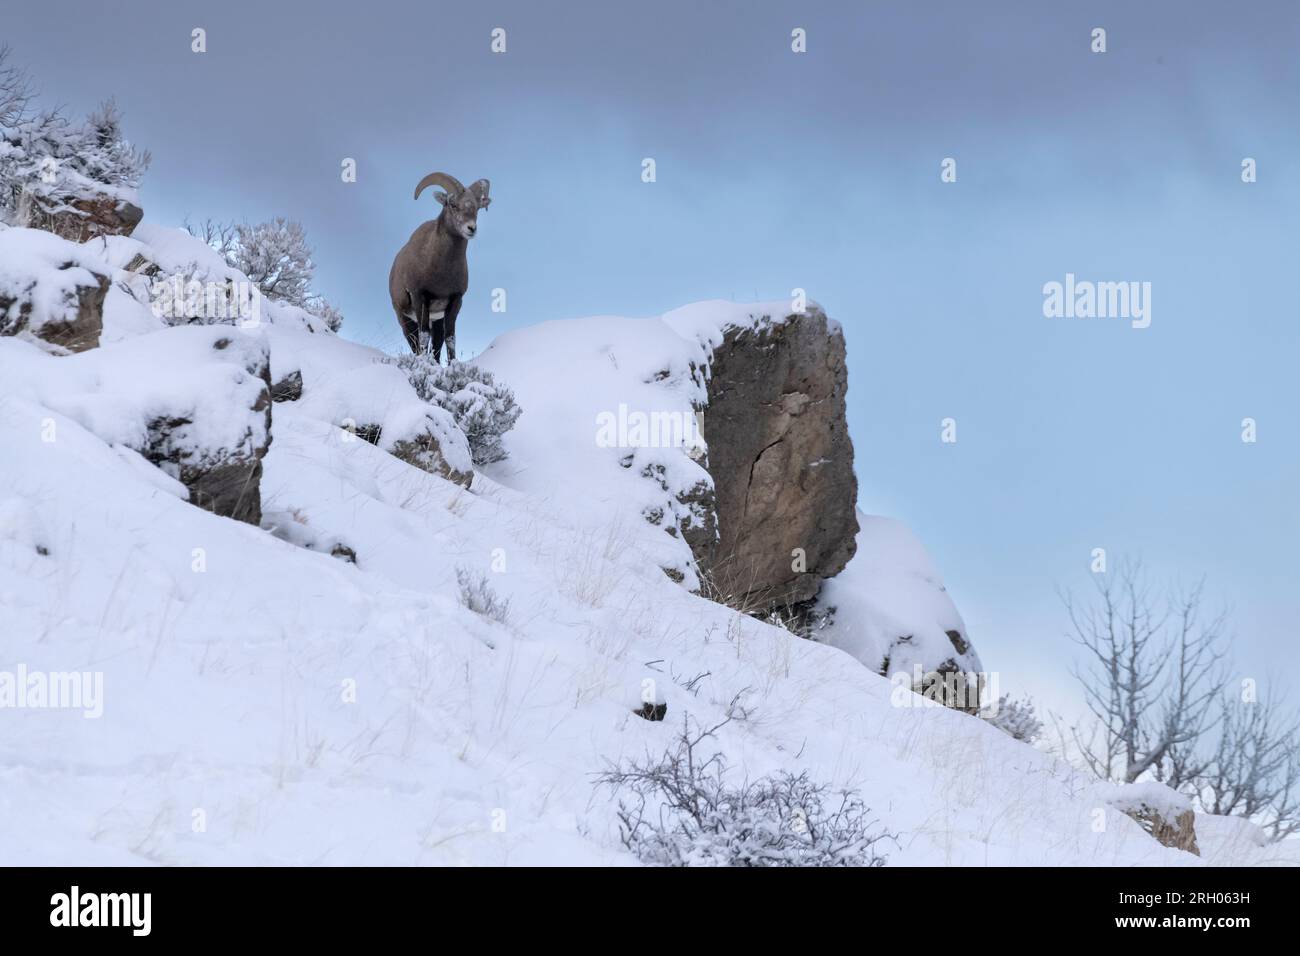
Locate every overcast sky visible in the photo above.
<box><xmin>7</xmin><ymin>0</ymin><xmax>1299</xmax><ymax>711</ymax></box>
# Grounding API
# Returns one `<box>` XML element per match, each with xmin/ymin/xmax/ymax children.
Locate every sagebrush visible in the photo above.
<box><xmin>595</xmin><ymin>709</ymin><xmax>893</xmax><ymax>866</ymax></box>
<box><xmin>456</xmin><ymin>567</ymin><xmax>509</xmax><ymax>624</ymax></box>
<box><xmin>985</xmin><ymin>693</ymin><xmax>1043</xmax><ymax>744</ymax></box>
<box><xmin>385</xmin><ymin>354</ymin><xmax>522</xmax><ymax>466</ymax></box>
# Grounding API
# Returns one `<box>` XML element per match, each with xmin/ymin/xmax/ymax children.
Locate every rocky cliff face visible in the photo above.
<box><xmin>688</xmin><ymin>306</ymin><xmax>858</xmax><ymax>612</ymax></box>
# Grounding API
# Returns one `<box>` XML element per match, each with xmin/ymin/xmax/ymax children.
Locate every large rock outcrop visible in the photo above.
<box><xmin>691</xmin><ymin>306</ymin><xmax>858</xmax><ymax>610</ymax></box>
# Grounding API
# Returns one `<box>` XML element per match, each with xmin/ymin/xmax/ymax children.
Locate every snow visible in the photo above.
<box><xmin>818</xmin><ymin>512</ymin><xmax>982</xmax><ymax>684</ymax></box>
<box><xmin>0</xmin><ymin>227</ymin><xmax>105</xmax><ymax>342</ymax></box>
<box><xmin>1198</xmin><ymin>815</ymin><xmax>1300</xmax><ymax>866</ymax></box>
<box><xmin>293</xmin><ymin>359</ymin><xmax>472</xmax><ymax>476</ymax></box>
<box><xmin>0</xmin><ymin>223</ymin><xmax>1286</xmax><ymax>866</ymax></box>
<box><xmin>1100</xmin><ymin>780</ymin><xmax>1193</xmax><ymax>825</ymax></box>
<box><xmin>0</xmin><ymin>324</ymin><xmax>270</xmax><ymax>472</ymax></box>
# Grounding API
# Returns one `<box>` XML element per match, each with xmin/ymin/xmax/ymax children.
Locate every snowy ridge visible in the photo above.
<box><xmin>2</xmin><ymin>223</ymin><xmax>1285</xmax><ymax>865</ymax></box>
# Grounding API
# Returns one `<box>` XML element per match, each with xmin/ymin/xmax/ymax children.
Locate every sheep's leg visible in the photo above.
<box><xmin>414</xmin><ymin>293</ymin><xmax>432</xmax><ymax>356</ymax></box>
<box><xmin>443</xmin><ymin>294</ymin><xmax>463</xmax><ymax>363</ymax></box>
<box><xmin>429</xmin><ymin>315</ymin><xmax>446</xmax><ymax>364</ymax></box>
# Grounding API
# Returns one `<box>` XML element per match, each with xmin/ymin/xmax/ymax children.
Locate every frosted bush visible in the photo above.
<box><xmin>384</xmin><ymin>354</ymin><xmax>521</xmax><ymax>466</ymax></box>
<box><xmin>596</xmin><ymin>713</ymin><xmax>892</xmax><ymax>867</ymax></box>
<box><xmin>185</xmin><ymin>217</ymin><xmax>344</xmax><ymax>331</ymax></box>
<box><xmin>1</xmin><ymin>50</ymin><xmax>150</xmax><ymax>221</ymax></box>
<box><xmin>456</xmin><ymin>567</ymin><xmax>509</xmax><ymax>624</ymax></box>
<box><xmin>985</xmin><ymin>693</ymin><xmax>1043</xmax><ymax>744</ymax></box>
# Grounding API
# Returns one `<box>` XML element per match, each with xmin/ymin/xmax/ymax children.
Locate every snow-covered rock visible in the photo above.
<box><xmin>294</xmin><ymin>360</ymin><xmax>473</xmax><ymax>489</ymax></box>
<box><xmin>817</xmin><ymin>512</ymin><xmax>983</xmax><ymax>700</ymax></box>
<box><xmin>0</xmin><ymin>226</ymin><xmax>109</xmax><ymax>352</ymax></box>
<box><xmin>18</xmin><ymin>188</ymin><xmax>143</xmax><ymax>243</ymax></box>
<box><xmin>0</xmin><ymin>323</ymin><xmax>274</xmax><ymax>524</ymax></box>
<box><xmin>1101</xmin><ymin>781</ymin><xmax>1199</xmax><ymax>855</ymax></box>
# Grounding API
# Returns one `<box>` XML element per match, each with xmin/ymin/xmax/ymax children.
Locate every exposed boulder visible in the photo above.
<box><xmin>385</xmin><ymin>411</ymin><xmax>475</xmax><ymax>489</ymax></box>
<box><xmin>690</xmin><ymin>306</ymin><xmax>858</xmax><ymax>609</ymax></box>
<box><xmin>19</xmin><ymin>189</ymin><xmax>144</xmax><ymax>243</ymax></box>
<box><xmin>1139</xmin><ymin>808</ymin><xmax>1200</xmax><ymax>856</ymax></box>
<box><xmin>0</xmin><ymin>227</ymin><xmax>108</xmax><ymax>352</ymax></box>
<box><xmin>1102</xmin><ymin>782</ymin><xmax>1200</xmax><ymax>856</ymax></box>
<box><xmin>270</xmin><ymin>369</ymin><xmax>303</xmax><ymax>403</ymax></box>
<box><xmin>123</xmin><ymin>252</ymin><xmax>162</xmax><ymax>277</ymax></box>
<box><xmin>633</xmin><ymin>701</ymin><xmax>668</xmax><ymax>722</ymax></box>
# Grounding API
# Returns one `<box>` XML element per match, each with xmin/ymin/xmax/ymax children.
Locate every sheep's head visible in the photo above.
<box><xmin>414</xmin><ymin>172</ymin><xmax>491</xmax><ymax>240</ymax></box>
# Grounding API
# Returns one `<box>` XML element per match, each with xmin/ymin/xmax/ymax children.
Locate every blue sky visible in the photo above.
<box><xmin>8</xmin><ymin>0</ymin><xmax>1298</xmax><ymax>710</ymax></box>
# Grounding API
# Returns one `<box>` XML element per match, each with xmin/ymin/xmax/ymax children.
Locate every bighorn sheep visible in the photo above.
<box><xmin>389</xmin><ymin>172</ymin><xmax>491</xmax><ymax>362</ymax></box>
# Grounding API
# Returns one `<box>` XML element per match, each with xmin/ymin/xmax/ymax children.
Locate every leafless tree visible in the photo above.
<box><xmin>1061</xmin><ymin>558</ymin><xmax>1227</xmax><ymax>784</ymax></box>
<box><xmin>184</xmin><ymin>217</ymin><xmax>238</xmax><ymax>260</ymax></box>
<box><xmin>185</xmin><ymin>216</ymin><xmax>343</xmax><ymax>331</ymax></box>
<box><xmin>1197</xmin><ymin>690</ymin><xmax>1300</xmax><ymax>841</ymax></box>
<box><xmin>1059</xmin><ymin>558</ymin><xmax>1300</xmax><ymax>841</ymax></box>
<box><xmin>0</xmin><ymin>45</ymin><xmax>34</xmax><ymax>129</ymax></box>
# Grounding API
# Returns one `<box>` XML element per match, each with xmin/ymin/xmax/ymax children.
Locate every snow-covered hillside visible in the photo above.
<box><xmin>2</xmin><ymin>222</ymin><xmax>1291</xmax><ymax>866</ymax></box>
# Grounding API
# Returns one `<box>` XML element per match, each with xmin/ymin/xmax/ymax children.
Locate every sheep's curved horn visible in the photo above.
<box><xmin>413</xmin><ymin>172</ymin><xmax>464</xmax><ymax>200</ymax></box>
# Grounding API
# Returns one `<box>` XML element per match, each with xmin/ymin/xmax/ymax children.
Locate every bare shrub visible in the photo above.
<box><xmin>456</xmin><ymin>567</ymin><xmax>509</xmax><ymax>624</ymax></box>
<box><xmin>595</xmin><ymin>709</ymin><xmax>893</xmax><ymax>866</ymax></box>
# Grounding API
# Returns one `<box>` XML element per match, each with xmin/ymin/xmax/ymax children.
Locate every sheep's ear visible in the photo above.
<box><xmin>434</xmin><ymin>191</ymin><xmax>450</xmax><ymax>206</ymax></box>
<box><xmin>469</xmin><ymin>179</ymin><xmax>491</xmax><ymax>209</ymax></box>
